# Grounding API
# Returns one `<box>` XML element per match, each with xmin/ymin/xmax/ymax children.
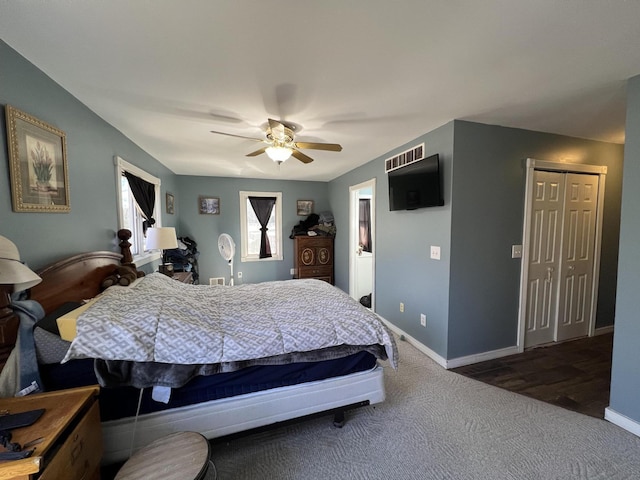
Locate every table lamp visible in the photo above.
<box><xmin>0</xmin><ymin>236</ymin><xmax>42</xmax><ymax>358</ymax></box>
<box><xmin>146</xmin><ymin>227</ymin><xmax>179</xmax><ymax>276</ymax></box>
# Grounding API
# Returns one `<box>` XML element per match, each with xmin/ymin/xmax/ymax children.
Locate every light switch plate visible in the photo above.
<box><xmin>511</xmin><ymin>245</ymin><xmax>523</xmax><ymax>259</ymax></box>
<box><xmin>430</xmin><ymin>246</ymin><xmax>441</xmax><ymax>260</ymax></box>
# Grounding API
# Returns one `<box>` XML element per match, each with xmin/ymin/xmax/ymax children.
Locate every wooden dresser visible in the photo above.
<box><xmin>0</xmin><ymin>386</ymin><xmax>102</xmax><ymax>480</ymax></box>
<box><xmin>293</xmin><ymin>236</ymin><xmax>334</xmax><ymax>285</ymax></box>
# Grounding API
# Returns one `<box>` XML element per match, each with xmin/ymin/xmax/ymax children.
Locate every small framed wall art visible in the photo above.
<box><xmin>166</xmin><ymin>192</ymin><xmax>175</xmax><ymax>214</ymax></box>
<box><xmin>199</xmin><ymin>196</ymin><xmax>220</xmax><ymax>215</ymax></box>
<box><xmin>297</xmin><ymin>199</ymin><xmax>314</xmax><ymax>216</ymax></box>
<box><xmin>5</xmin><ymin>105</ymin><xmax>70</xmax><ymax>212</ymax></box>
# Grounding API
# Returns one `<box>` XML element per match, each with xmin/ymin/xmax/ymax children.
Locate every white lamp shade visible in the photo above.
<box><xmin>0</xmin><ymin>235</ymin><xmax>42</xmax><ymax>292</ymax></box>
<box><xmin>146</xmin><ymin>227</ymin><xmax>179</xmax><ymax>250</ymax></box>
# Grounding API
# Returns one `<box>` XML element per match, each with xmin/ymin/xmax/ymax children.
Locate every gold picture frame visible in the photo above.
<box><xmin>5</xmin><ymin>105</ymin><xmax>70</xmax><ymax>212</ymax></box>
<box><xmin>297</xmin><ymin>199</ymin><xmax>314</xmax><ymax>216</ymax></box>
<box><xmin>166</xmin><ymin>192</ymin><xmax>175</xmax><ymax>214</ymax></box>
<box><xmin>199</xmin><ymin>196</ymin><xmax>220</xmax><ymax>215</ymax></box>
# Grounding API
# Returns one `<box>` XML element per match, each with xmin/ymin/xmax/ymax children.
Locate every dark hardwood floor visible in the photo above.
<box><xmin>451</xmin><ymin>332</ymin><xmax>613</xmax><ymax>418</ymax></box>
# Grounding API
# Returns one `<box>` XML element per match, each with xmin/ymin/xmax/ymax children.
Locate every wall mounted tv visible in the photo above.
<box><xmin>388</xmin><ymin>153</ymin><xmax>444</xmax><ymax>211</ymax></box>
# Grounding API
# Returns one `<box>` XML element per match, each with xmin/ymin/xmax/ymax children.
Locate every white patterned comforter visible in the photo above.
<box><xmin>62</xmin><ymin>273</ymin><xmax>397</xmax><ymax>370</ymax></box>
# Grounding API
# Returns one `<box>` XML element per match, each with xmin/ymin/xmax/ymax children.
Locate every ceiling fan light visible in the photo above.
<box><xmin>266</xmin><ymin>146</ymin><xmax>292</xmax><ymax>163</ymax></box>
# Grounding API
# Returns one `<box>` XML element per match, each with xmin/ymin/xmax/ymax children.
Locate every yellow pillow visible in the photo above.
<box><xmin>56</xmin><ymin>298</ymin><xmax>99</xmax><ymax>342</ymax></box>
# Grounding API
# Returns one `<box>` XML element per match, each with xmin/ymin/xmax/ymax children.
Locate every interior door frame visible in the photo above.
<box><xmin>349</xmin><ymin>178</ymin><xmax>376</xmax><ymax>311</ymax></box>
<box><xmin>516</xmin><ymin>158</ymin><xmax>607</xmax><ymax>352</ymax></box>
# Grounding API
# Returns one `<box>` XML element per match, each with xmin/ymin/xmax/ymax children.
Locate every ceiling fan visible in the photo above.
<box><xmin>210</xmin><ymin>118</ymin><xmax>342</xmax><ymax>164</ymax></box>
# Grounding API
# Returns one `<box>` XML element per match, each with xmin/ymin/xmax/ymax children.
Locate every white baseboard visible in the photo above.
<box><xmin>378</xmin><ymin>316</ymin><xmax>520</xmax><ymax>369</ymax></box>
<box><xmin>379</xmin><ymin>317</ymin><xmax>614</xmax><ymax>370</ymax></box>
<box><xmin>604</xmin><ymin>407</ymin><xmax>640</xmax><ymax>438</ymax></box>
<box><xmin>594</xmin><ymin>325</ymin><xmax>614</xmax><ymax>335</ymax></box>
<box><xmin>377</xmin><ymin>316</ymin><xmax>448</xmax><ymax>369</ymax></box>
<box><xmin>445</xmin><ymin>345</ymin><xmax>520</xmax><ymax>369</ymax></box>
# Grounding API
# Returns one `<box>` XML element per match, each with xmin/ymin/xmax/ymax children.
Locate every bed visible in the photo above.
<box><xmin>29</xmin><ymin>250</ymin><xmax>396</xmax><ymax>465</ymax></box>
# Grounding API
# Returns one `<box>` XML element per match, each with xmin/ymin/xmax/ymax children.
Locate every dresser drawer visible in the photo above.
<box><xmin>298</xmin><ymin>266</ymin><xmax>333</xmax><ymax>279</ymax></box>
<box><xmin>295</xmin><ymin>236</ymin><xmax>333</xmax><ymax>249</ymax></box>
<box><xmin>40</xmin><ymin>401</ymin><xmax>102</xmax><ymax>480</ymax></box>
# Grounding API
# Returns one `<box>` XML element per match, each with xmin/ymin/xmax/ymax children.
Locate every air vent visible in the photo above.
<box><xmin>384</xmin><ymin>143</ymin><xmax>425</xmax><ymax>173</ymax></box>
<box><xmin>209</xmin><ymin>277</ymin><xmax>225</xmax><ymax>286</ymax></box>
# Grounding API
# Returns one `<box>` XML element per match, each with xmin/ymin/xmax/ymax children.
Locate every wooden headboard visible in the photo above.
<box><xmin>29</xmin><ymin>230</ymin><xmax>140</xmax><ymax>314</ymax></box>
<box><xmin>30</xmin><ymin>251</ymin><xmax>122</xmax><ymax>314</ymax></box>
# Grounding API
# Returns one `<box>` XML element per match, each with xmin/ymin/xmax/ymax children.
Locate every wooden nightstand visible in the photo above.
<box><xmin>0</xmin><ymin>385</ymin><xmax>102</xmax><ymax>480</ymax></box>
<box><xmin>172</xmin><ymin>272</ymin><xmax>193</xmax><ymax>284</ymax></box>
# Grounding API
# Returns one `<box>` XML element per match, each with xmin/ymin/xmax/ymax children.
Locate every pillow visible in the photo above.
<box><xmin>56</xmin><ymin>298</ymin><xmax>100</xmax><ymax>342</ymax></box>
<box><xmin>34</xmin><ymin>302</ymin><xmax>82</xmax><ymax>336</ymax></box>
<box><xmin>34</xmin><ymin>327</ymin><xmax>72</xmax><ymax>364</ymax></box>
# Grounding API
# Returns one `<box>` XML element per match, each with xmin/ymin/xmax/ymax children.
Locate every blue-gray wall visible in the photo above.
<box><xmin>448</xmin><ymin>121</ymin><xmax>624</xmax><ymax>358</ymax></box>
<box><xmin>174</xmin><ymin>175</ymin><xmax>329</xmax><ymax>284</ymax></box>
<box><xmin>329</xmin><ymin>123</ymin><xmax>455</xmax><ymax>358</ymax></box>
<box><xmin>609</xmin><ymin>74</ymin><xmax>640</xmax><ymax>424</ymax></box>
<box><xmin>329</xmin><ymin>120</ymin><xmax>623</xmax><ymax>361</ymax></box>
<box><xmin>0</xmin><ymin>40</ymin><xmax>176</xmax><ymax>269</ymax></box>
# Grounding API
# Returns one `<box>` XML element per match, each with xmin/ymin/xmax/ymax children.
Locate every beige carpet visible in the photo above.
<box><xmin>211</xmin><ymin>337</ymin><xmax>640</xmax><ymax>479</ymax></box>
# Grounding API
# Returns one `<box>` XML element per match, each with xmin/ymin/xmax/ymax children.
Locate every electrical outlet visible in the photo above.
<box><xmin>290</xmin><ymin>268</ymin><xmax>295</xmax><ymax>275</ymax></box>
<box><xmin>430</xmin><ymin>246</ymin><xmax>441</xmax><ymax>260</ymax></box>
<box><xmin>237</xmin><ymin>272</ymin><xmax>242</xmax><ymax>278</ymax></box>
<box><xmin>420</xmin><ymin>313</ymin><xmax>426</xmax><ymax>327</ymax></box>
<box><xmin>400</xmin><ymin>302</ymin><xmax>404</xmax><ymax>313</ymax></box>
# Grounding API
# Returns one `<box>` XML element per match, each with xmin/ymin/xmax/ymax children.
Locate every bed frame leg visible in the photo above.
<box><xmin>333</xmin><ymin>411</ymin><xmax>345</xmax><ymax>428</ymax></box>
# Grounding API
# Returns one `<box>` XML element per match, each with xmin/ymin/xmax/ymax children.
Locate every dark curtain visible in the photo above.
<box><xmin>359</xmin><ymin>198</ymin><xmax>372</xmax><ymax>253</ymax></box>
<box><xmin>249</xmin><ymin>196</ymin><xmax>277</xmax><ymax>258</ymax></box>
<box><xmin>124</xmin><ymin>171</ymin><xmax>156</xmax><ymax>234</ymax></box>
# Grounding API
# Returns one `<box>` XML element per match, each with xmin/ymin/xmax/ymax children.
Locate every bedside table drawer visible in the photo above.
<box><xmin>40</xmin><ymin>401</ymin><xmax>102</xmax><ymax>480</ymax></box>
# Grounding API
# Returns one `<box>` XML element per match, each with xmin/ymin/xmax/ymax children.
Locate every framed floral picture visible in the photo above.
<box><xmin>297</xmin><ymin>199</ymin><xmax>314</xmax><ymax>216</ymax></box>
<box><xmin>199</xmin><ymin>196</ymin><xmax>220</xmax><ymax>215</ymax></box>
<box><xmin>5</xmin><ymin>105</ymin><xmax>70</xmax><ymax>212</ymax></box>
<box><xmin>166</xmin><ymin>192</ymin><xmax>175</xmax><ymax>214</ymax></box>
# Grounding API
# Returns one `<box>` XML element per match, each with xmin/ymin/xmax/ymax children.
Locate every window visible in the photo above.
<box><xmin>239</xmin><ymin>191</ymin><xmax>283</xmax><ymax>262</ymax></box>
<box><xmin>115</xmin><ymin>156</ymin><xmax>162</xmax><ymax>265</ymax></box>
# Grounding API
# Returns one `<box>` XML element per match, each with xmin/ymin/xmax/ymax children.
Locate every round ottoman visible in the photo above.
<box><xmin>115</xmin><ymin>432</ymin><xmax>216</xmax><ymax>480</ymax></box>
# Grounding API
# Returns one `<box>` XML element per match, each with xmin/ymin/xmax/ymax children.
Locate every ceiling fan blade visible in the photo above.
<box><xmin>268</xmin><ymin>118</ymin><xmax>286</xmax><ymax>140</ymax></box>
<box><xmin>246</xmin><ymin>147</ymin><xmax>268</xmax><ymax>157</ymax></box>
<box><xmin>291</xmin><ymin>149</ymin><xmax>314</xmax><ymax>164</ymax></box>
<box><xmin>210</xmin><ymin>130</ymin><xmax>264</xmax><ymax>142</ymax></box>
<box><xmin>294</xmin><ymin>142</ymin><xmax>342</xmax><ymax>152</ymax></box>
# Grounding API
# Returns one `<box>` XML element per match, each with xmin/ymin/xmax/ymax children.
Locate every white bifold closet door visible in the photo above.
<box><xmin>525</xmin><ymin>170</ymin><xmax>599</xmax><ymax>348</ymax></box>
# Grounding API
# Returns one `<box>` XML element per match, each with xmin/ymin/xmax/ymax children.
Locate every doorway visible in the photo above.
<box><xmin>349</xmin><ymin>179</ymin><xmax>376</xmax><ymax>310</ymax></box>
<box><xmin>518</xmin><ymin>159</ymin><xmax>607</xmax><ymax>350</ymax></box>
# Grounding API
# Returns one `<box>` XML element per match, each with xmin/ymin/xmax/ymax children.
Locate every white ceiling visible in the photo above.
<box><xmin>2</xmin><ymin>1</ymin><xmax>639</xmax><ymax>181</ymax></box>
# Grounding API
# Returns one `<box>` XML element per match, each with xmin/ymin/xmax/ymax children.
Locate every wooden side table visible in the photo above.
<box><xmin>172</xmin><ymin>272</ymin><xmax>193</xmax><ymax>284</ymax></box>
<box><xmin>0</xmin><ymin>386</ymin><xmax>102</xmax><ymax>480</ymax></box>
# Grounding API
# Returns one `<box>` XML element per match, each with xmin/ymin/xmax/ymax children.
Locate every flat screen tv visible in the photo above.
<box><xmin>388</xmin><ymin>153</ymin><xmax>443</xmax><ymax>211</ymax></box>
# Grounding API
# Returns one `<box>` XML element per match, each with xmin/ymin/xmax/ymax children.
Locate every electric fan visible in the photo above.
<box><xmin>218</xmin><ymin>233</ymin><xmax>236</xmax><ymax>286</ymax></box>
